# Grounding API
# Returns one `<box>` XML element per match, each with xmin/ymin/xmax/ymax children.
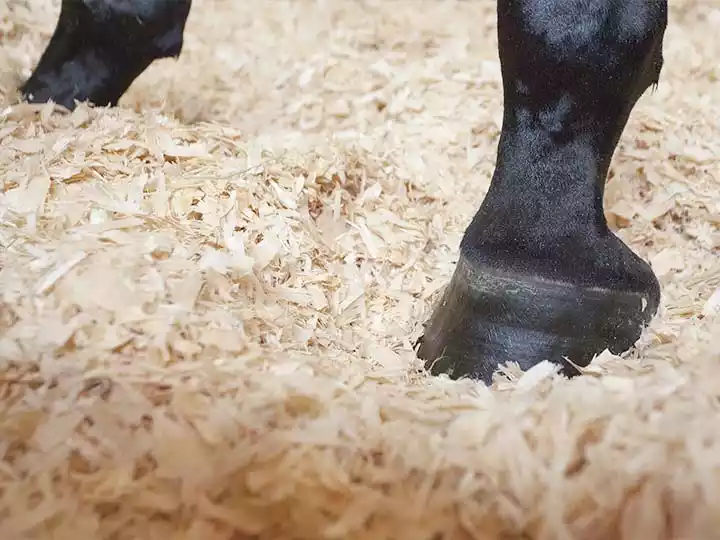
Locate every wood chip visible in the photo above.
<box><xmin>1</xmin><ymin>1</ymin><xmax>719</xmax><ymax>539</ymax></box>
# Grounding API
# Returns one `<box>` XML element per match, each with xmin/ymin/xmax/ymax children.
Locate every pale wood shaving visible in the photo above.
<box><xmin>1</xmin><ymin>1</ymin><xmax>720</xmax><ymax>539</ymax></box>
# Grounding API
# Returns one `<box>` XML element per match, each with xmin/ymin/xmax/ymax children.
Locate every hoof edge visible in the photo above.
<box><xmin>417</xmin><ymin>254</ymin><xmax>660</xmax><ymax>384</ymax></box>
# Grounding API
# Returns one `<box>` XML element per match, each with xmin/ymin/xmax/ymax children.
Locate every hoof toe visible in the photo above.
<box><xmin>417</xmin><ymin>253</ymin><xmax>660</xmax><ymax>384</ymax></box>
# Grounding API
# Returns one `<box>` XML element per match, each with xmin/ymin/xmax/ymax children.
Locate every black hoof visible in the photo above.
<box><xmin>21</xmin><ymin>0</ymin><xmax>192</xmax><ymax>110</ymax></box>
<box><xmin>417</xmin><ymin>252</ymin><xmax>660</xmax><ymax>384</ymax></box>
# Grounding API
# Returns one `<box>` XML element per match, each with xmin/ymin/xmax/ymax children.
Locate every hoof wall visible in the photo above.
<box><xmin>416</xmin><ymin>254</ymin><xmax>659</xmax><ymax>384</ymax></box>
<box><xmin>21</xmin><ymin>0</ymin><xmax>191</xmax><ymax>110</ymax></box>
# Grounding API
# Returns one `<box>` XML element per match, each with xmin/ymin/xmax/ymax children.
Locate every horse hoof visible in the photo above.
<box><xmin>416</xmin><ymin>252</ymin><xmax>660</xmax><ymax>384</ymax></box>
<box><xmin>21</xmin><ymin>0</ymin><xmax>191</xmax><ymax>110</ymax></box>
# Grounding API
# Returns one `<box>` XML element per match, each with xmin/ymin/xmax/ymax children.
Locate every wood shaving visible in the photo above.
<box><xmin>1</xmin><ymin>1</ymin><xmax>719</xmax><ymax>539</ymax></box>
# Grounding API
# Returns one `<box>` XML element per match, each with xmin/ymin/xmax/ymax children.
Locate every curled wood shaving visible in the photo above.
<box><xmin>0</xmin><ymin>1</ymin><xmax>719</xmax><ymax>539</ymax></box>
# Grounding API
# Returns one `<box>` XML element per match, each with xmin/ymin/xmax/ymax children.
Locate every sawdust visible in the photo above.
<box><xmin>1</xmin><ymin>0</ymin><xmax>719</xmax><ymax>539</ymax></box>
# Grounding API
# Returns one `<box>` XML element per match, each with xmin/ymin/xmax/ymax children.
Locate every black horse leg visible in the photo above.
<box><xmin>418</xmin><ymin>0</ymin><xmax>668</xmax><ymax>383</ymax></box>
<box><xmin>21</xmin><ymin>0</ymin><xmax>192</xmax><ymax>110</ymax></box>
